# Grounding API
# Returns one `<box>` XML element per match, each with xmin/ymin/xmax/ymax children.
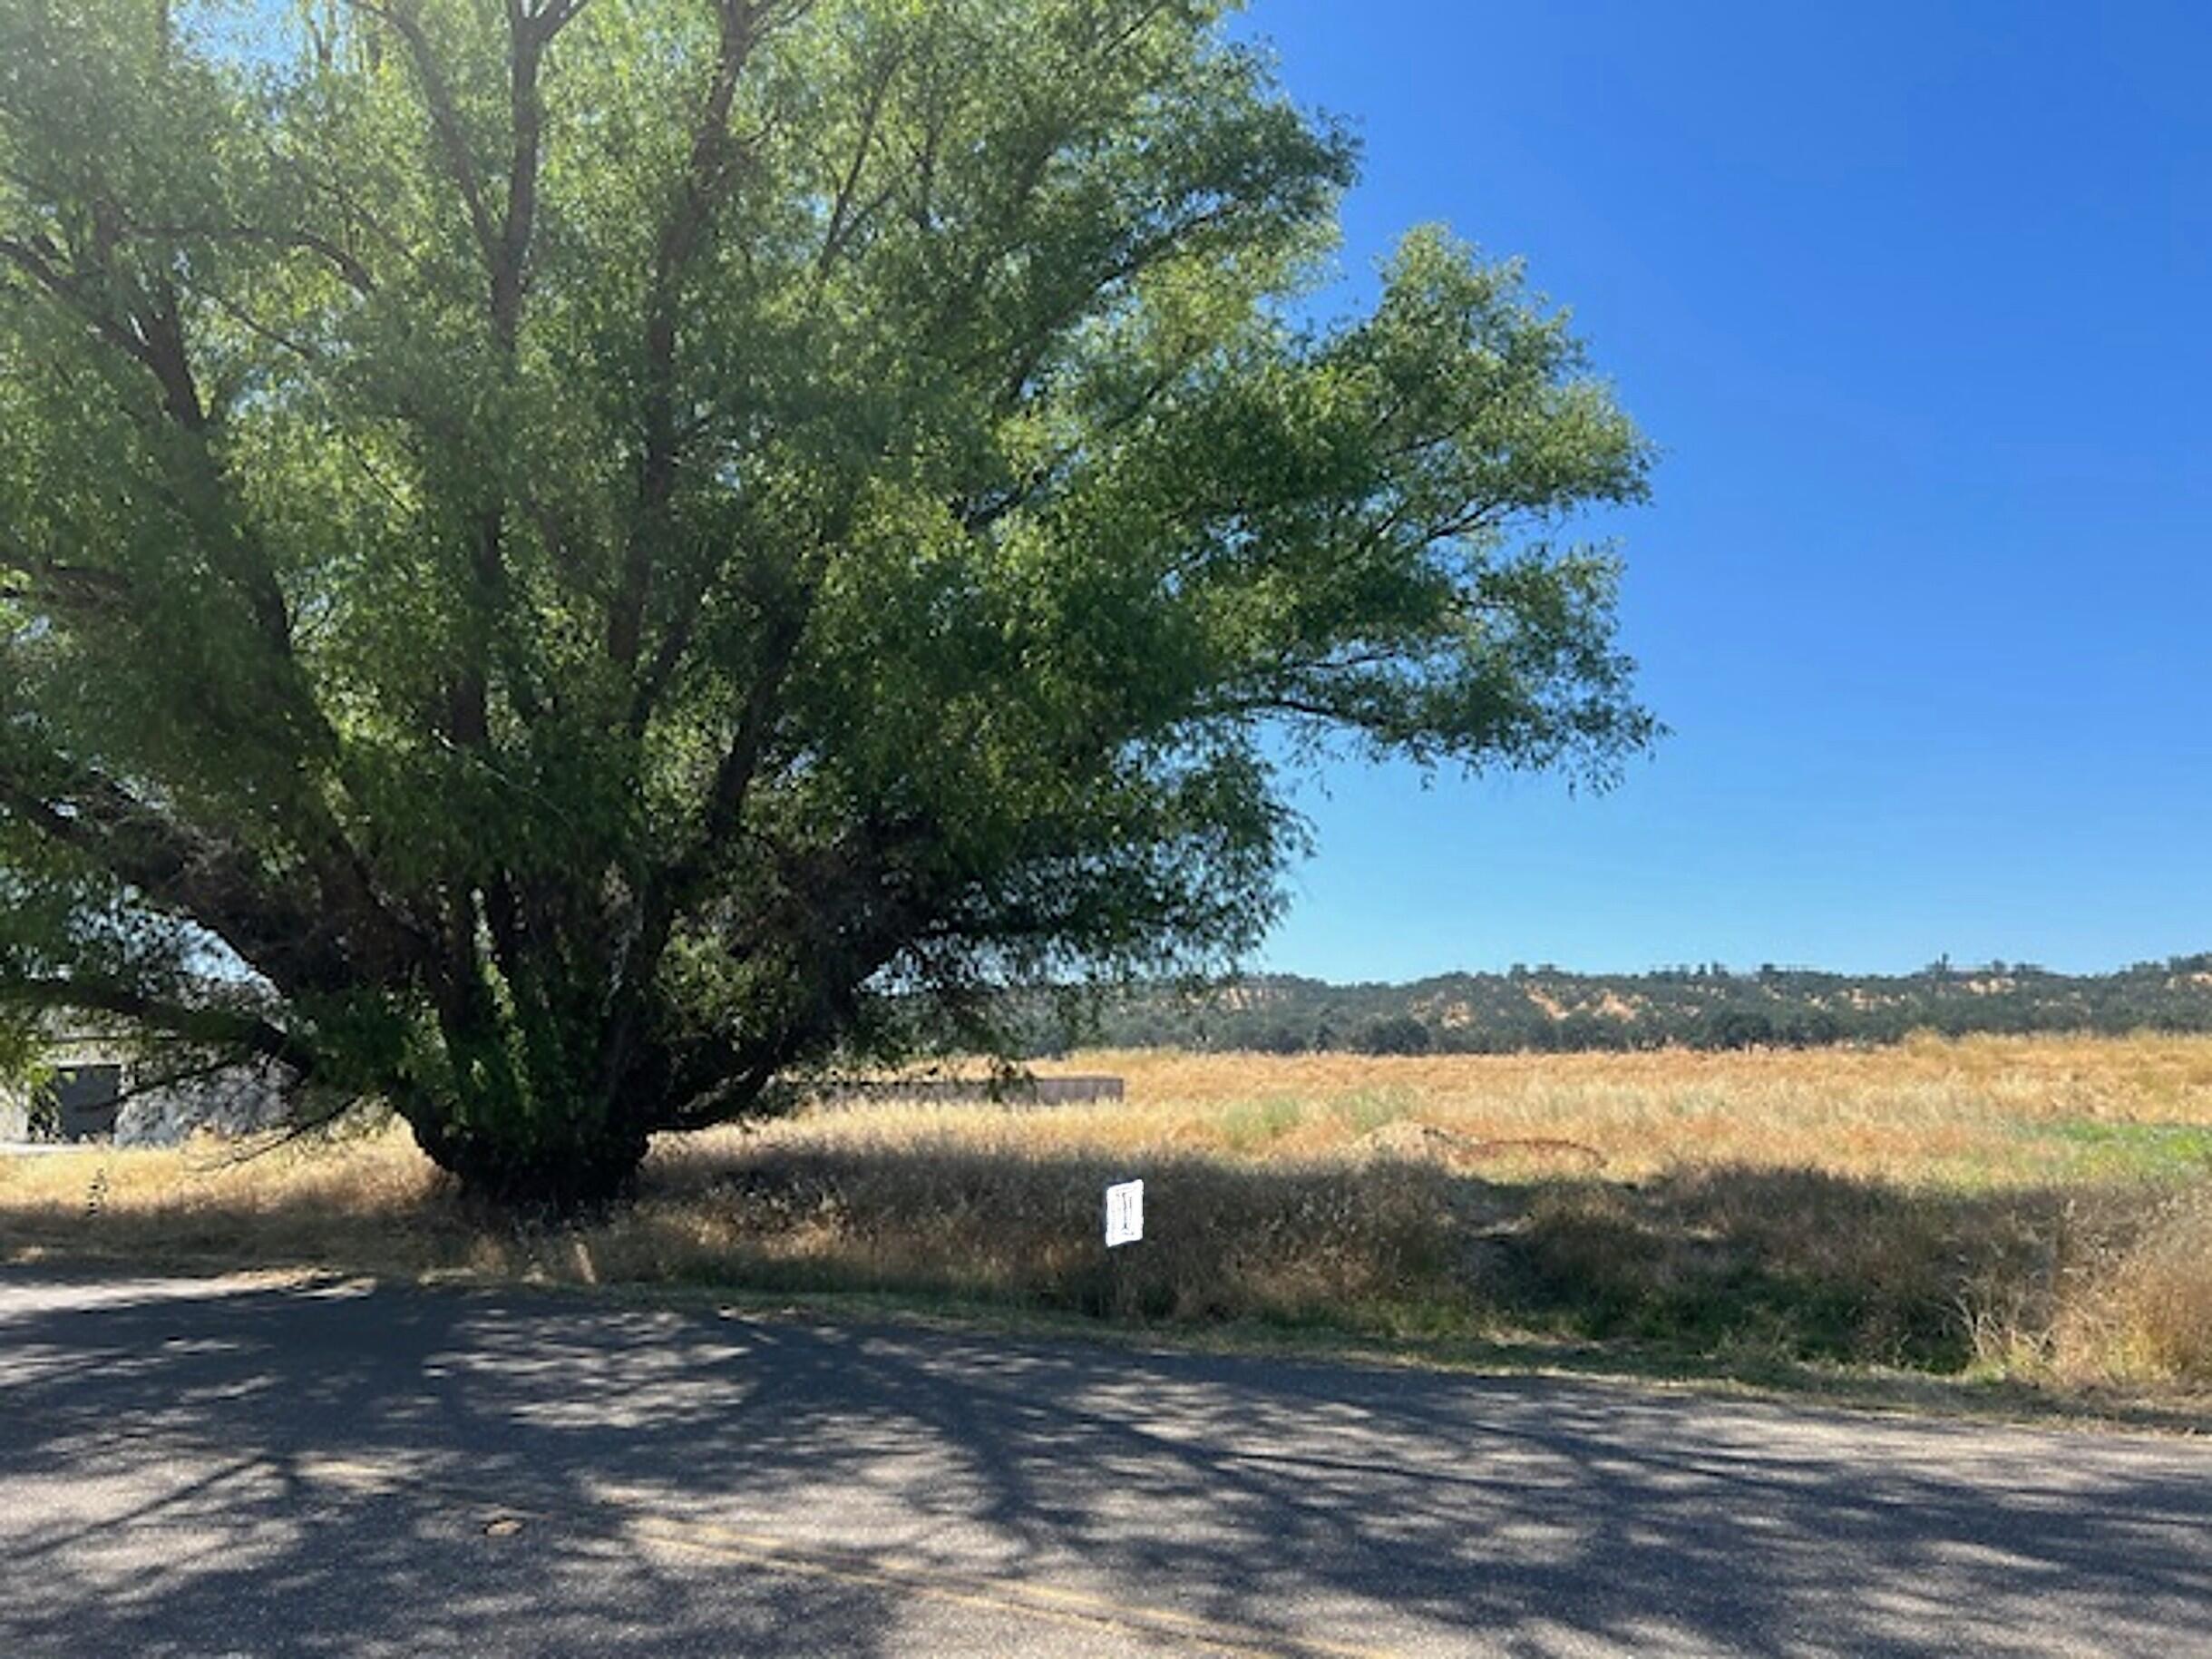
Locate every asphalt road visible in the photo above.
<box><xmin>1</xmin><ymin>1270</ymin><xmax>2207</xmax><ymax>1656</ymax></box>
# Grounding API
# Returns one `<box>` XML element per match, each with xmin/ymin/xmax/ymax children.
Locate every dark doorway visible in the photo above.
<box><xmin>42</xmin><ymin>1064</ymin><xmax>123</xmax><ymax>1141</ymax></box>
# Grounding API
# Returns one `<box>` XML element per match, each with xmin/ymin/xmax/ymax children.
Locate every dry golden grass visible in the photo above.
<box><xmin>3</xmin><ymin>1032</ymin><xmax>2208</xmax><ymax>1394</ymax></box>
<box><xmin>993</xmin><ymin>1035</ymin><xmax>2212</xmax><ymax>1183</ymax></box>
<box><xmin>2040</xmin><ymin>1186</ymin><xmax>2212</xmax><ymax>1383</ymax></box>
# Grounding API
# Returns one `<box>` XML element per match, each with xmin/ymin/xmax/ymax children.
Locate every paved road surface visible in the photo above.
<box><xmin>1</xmin><ymin>1269</ymin><xmax>2207</xmax><ymax>1656</ymax></box>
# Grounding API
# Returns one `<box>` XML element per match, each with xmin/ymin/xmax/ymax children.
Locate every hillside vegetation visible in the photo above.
<box><xmin>1055</xmin><ymin>955</ymin><xmax>2212</xmax><ymax>1055</ymax></box>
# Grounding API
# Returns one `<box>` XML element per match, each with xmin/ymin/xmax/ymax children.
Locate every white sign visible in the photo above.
<box><xmin>1104</xmin><ymin>1178</ymin><xmax>1144</xmax><ymax>1248</ymax></box>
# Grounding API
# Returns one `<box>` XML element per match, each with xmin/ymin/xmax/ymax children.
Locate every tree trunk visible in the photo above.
<box><xmin>400</xmin><ymin>1091</ymin><xmax>653</xmax><ymax>1213</ymax></box>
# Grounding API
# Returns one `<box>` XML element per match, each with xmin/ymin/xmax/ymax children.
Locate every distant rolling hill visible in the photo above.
<box><xmin>1032</xmin><ymin>955</ymin><xmax>2212</xmax><ymax>1055</ymax></box>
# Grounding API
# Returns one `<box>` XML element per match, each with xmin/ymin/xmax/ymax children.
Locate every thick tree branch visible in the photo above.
<box><xmin>492</xmin><ymin>0</ymin><xmax>586</xmax><ymax>346</ymax></box>
<box><xmin>658</xmin><ymin>816</ymin><xmax>934</xmax><ymax>1128</ymax></box>
<box><xmin>0</xmin><ymin>977</ymin><xmax>318</xmax><ymax>1078</ymax></box>
<box><xmin>0</xmin><ymin>757</ymin><xmax>423</xmax><ymax>997</ymax></box>
<box><xmin>609</xmin><ymin>0</ymin><xmax>768</xmax><ymax>671</ymax></box>
<box><xmin>813</xmin><ymin>47</ymin><xmax>898</xmax><ymax>284</ymax></box>
<box><xmin>594</xmin><ymin>574</ymin><xmax>817</xmax><ymax>1108</ymax></box>
<box><xmin>0</xmin><ymin>230</ymin><xmax>195</xmax><ymax>422</ymax></box>
<box><xmin>122</xmin><ymin>219</ymin><xmax>376</xmax><ymax>297</ymax></box>
<box><xmin>0</xmin><ymin>220</ymin><xmax>310</xmax><ymax>659</ymax></box>
<box><xmin>358</xmin><ymin>0</ymin><xmax>501</xmax><ymax>287</ymax></box>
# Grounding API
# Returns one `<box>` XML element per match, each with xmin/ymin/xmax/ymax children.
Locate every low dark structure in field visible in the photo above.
<box><xmin>810</xmin><ymin>1075</ymin><xmax>1125</xmax><ymax>1110</ymax></box>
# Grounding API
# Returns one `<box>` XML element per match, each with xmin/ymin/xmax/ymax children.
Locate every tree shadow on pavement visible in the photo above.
<box><xmin>2</xmin><ymin>1267</ymin><xmax>2209</xmax><ymax>1654</ymax></box>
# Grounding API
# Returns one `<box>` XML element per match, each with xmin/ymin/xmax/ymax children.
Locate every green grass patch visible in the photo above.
<box><xmin>1216</xmin><ymin>1096</ymin><xmax>1307</xmax><ymax>1152</ymax></box>
<box><xmin>2042</xmin><ymin>1120</ymin><xmax>2212</xmax><ymax>1179</ymax></box>
<box><xmin>1333</xmin><ymin>1088</ymin><xmax>1416</xmax><ymax>1137</ymax></box>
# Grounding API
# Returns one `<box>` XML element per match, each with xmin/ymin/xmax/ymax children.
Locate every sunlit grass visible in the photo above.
<box><xmin>999</xmin><ymin>1035</ymin><xmax>2212</xmax><ymax>1183</ymax></box>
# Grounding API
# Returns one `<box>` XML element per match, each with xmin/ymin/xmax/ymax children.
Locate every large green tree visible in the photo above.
<box><xmin>0</xmin><ymin>0</ymin><xmax>1655</xmax><ymax>1204</ymax></box>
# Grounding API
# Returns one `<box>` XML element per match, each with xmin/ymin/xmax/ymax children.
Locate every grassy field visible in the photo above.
<box><xmin>4</xmin><ymin>1033</ymin><xmax>2209</xmax><ymax>1401</ymax></box>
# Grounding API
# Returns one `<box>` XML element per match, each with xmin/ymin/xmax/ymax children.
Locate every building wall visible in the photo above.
<box><xmin>1</xmin><ymin>1046</ymin><xmax>290</xmax><ymax>1145</ymax></box>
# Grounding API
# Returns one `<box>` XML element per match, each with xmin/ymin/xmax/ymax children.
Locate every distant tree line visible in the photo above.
<box><xmin>1001</xmin><ymin>956</ymin><xmax>2212</xmax><ymax>1057</ymax></box>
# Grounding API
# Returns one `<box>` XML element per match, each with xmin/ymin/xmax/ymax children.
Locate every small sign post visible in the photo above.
<box><xmin>1104</xmin><ymin>1178</ymin><xmax>1144</xmax><ymax>1248</ymax></box>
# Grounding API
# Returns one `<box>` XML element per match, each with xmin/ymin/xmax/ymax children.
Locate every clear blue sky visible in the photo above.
<box><xmin>1241</xmin><ymin>0</ymin><xmax>2212</xmax><ymax>981</ymax></box>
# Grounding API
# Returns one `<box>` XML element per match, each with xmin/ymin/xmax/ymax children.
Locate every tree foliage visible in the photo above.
<box><xmin>0</xmin><ymin>0</ymin><xmax>1654</xmax><ymax>1203</ymax></box>
<box><xmin>1065</xmin><ymin>957</ymin><xmax>2212</xmax><ymax>1057</ymax></box>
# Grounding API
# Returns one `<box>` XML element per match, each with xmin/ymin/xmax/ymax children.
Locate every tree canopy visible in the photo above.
<box><xmin>0</xmin><ymin>0</ymin><xmax>1655</xmax><ymax>1204</ymax></box>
